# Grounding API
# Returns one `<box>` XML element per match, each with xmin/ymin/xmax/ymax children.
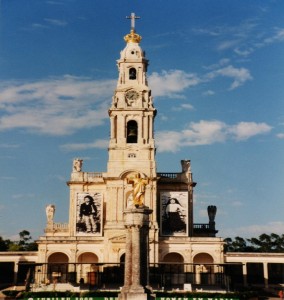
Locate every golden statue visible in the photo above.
<box><xmin>128</xmin><ymin>173</ymin><xmax>148</xmax><ymax>207</ymax></box>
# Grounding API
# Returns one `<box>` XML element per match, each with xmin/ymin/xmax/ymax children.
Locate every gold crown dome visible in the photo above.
<box><xmin>124</xmin><ymin>29</ymin><xmax>142</xmax><ymax>44</ymax></box>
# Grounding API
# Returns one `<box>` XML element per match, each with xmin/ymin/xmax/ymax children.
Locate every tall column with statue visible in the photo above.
<box><xmin>119</xmin><ymin>172</ymin><xmax>154</xmax><ymax>300</ymax></box>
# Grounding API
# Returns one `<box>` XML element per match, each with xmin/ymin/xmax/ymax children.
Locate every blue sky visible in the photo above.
<box><xmin>0</xmin><ymin>0</ymin><xmax>284</xmax><ymax>241</ymax></box>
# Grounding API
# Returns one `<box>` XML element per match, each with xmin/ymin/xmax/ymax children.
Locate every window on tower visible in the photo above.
<box><xmin>129</xmin><ymin>68</ymin><xmax>136</xmax><ymax>80</ymax></box>
<box><xmin>127</xmin><ymin>120</ymin><xmax>138</xmax><ymax>143</ymax></box>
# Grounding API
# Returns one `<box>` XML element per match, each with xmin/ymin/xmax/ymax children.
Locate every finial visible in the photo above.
<box><xmin>124</xmin><ymin>12</ymin><xmax>142</xmax><ymax>43</ymax></box>
<box><xmin>126</xmin><ymin>12</ymin><xmax>140</xmax><ymax>32</ymax></box>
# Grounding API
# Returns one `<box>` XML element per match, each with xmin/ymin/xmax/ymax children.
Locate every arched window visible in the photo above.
<box><xmin>127</xmin><ymin>120</ymin><xmax>138</xmax><ymax>143</ymax></box>
<box><xmin>47</xmin><ymin>253</ymin><xmax>69</xmax><ymax>283</ymax></box>
<box><xmin>129</xmin><ymin>68</ymin><xmax>136</xmax><ymax>80</ymax></box>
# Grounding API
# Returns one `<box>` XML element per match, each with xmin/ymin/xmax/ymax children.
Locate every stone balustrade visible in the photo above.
<box><xmin>70</xmin><ymin>172</ymin><xmax>104</xmax><ymax>182</ymax></box>
<box><xmin>45</xmin><ymin>222</ymin><xmax>69</xmax><ymax>233</ymax></box>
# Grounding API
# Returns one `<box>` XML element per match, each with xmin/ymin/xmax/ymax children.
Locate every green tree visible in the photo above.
<box><xmin>0</xmin><ymin>236</ymin><xmax>9</xmax><ymax>251</ymax></box>
<box><xmin>224</xmin><ymin>236</ymin><xmax>250</xmax><ymax>252</ymax></box>
<box><xmin>8</xmin><ymin>243</ymin><xmax>21</xmax><ymax>251</ymax></box>
<box><xmin>248</xmin><ymin>233</ymin><xmax>284</xmax><ymax>252</ymax></box>
<box><xmin>225</xmin><ymin>233</ymin><xmax>284</xmax><ymax>253</ymax></box>
<box><xmin>2</xmin><ymin>230</ymin><xmax>38</xmax><ymax>252</ymax></box>
<box><xmin>18</xmin><ymin>230</ymin><xmax>38</xmax><ymax>251</ymax></box>
<box><xmin>18</xmin><ymin>230</ymin><xmax>32</xmax><ymax>250</ymax></box>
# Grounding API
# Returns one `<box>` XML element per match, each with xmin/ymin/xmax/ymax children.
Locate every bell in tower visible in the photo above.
<box><xmin>129</xmin><ymin>68</ymin><xmax>137</xmax><ymax>80</ymax></box>
<box><xmin>126</xmin><ymin>120</ymin><xmax>138</xmax><ymax>143</ymax></box>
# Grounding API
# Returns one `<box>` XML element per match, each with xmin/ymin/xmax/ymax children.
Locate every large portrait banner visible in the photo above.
<box><xmin>160</xmin><ymin>191</ymin><xmax>188</xmax><ymax>236</ymax></box>
<box><xmin>75</xmin><ymin>193</ymin><xmax>103</xmax><ymax>236</ymax></box>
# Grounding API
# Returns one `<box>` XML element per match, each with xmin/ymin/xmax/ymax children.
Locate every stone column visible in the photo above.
<box><xmin>122</xmin><ymin>226</ymin><xmax>132</xmax><ymax>293</ymax></box>
<box><xmin>263</xmin><ymin>262</ymin><xmax>269</xmax><ymax>288</ymax></box>
<box><xmin>242</xmin><ymin>263</ymin><xmax>248</xmax><ymax>287</ymax></box>
<box><xmin>13</xmin><ymin>262</ymin><xmax>18</xmax><ymax>285</ymax></box>
<box><xmin>119</xmin><ymin>207</ymin><xmax>154</xmax><ymax>300</ymax></box>
<box><xmin>130</xmin><ymin>225</ymin><xmax>143</xmax><ymax>292</ymax></box>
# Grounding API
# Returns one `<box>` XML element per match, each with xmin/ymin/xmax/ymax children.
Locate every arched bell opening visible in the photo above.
<box><xmin>129</xmin><ymin>67</ymin><xmax>137</xmax><ymax>80</ymax></box>
<box><xmin>127</xmin><ymin>120</ymin><xmax>138</xmax><ymax>143</ymax></box>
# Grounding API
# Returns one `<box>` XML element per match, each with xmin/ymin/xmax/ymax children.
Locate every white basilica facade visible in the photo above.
<box><xmin>0</xmin><ymin>17</ymin><xmax>283</xmax><ymax>292</ymax></box>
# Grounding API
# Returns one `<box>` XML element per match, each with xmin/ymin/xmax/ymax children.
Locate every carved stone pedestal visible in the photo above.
<box><xmin>119</xmin><ymin>207</ymin><xmax>154</xmax><ymax>300</ymax></box>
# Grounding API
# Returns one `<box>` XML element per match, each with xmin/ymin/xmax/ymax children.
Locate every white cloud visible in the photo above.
<box><xmin>172</xmin><ymin>103</ymin><xmax>194</xmax><ymax>111</ymax></box>
<box><xmin>229</xmin><ymin>122</ymin><xmax>272</xmax><ymax>140</ymax></box>
<box><xmin>203</xmin><ymin>60</ymin><xmax>252</xmax><ymax>90</ymax></box>
<box><xmin>44</xmin><ymin>18</ymin><xmax>67</xmax><ymax>27</ymax></box>
<box><xmin>194</xmin><ymin>20</ymin><xmax>258</xmax><ymax>52</ymax></box>
<box><xmin>147</xmin><ymin>65</ymin><xmax>251</xmax><ymax>97</ymax></box>
<box><xmin>60</xmin><ymin>139</ymin><xmax>109</xmax><ymax>151</ymax></box>
<box><xmin>30</xmin><ymin>18</ymin><xmax>67</xmax><ymax>30</ymax></box>
<box><xmin>203</xmin><ymin>58</ymin><xmax>231</xmax><ymax>70</ymax></box>
<box><xmin>262</xmin><ymin>28</ymin><xmax>284</xmax><ymax>45</ymax></box>
<box><xmin>221</xmin><ymin>221</ymin><xmax>284</xmax><ymax>238</ymax></box>
<box><xmin>276</xmin><ymin>133</ymin><xmax>284</xmax><ymax>139</ymax></box>
<box><xmin>158</xmin><ymin>113</ymin><xmax>169</xmax><ymax>121</ymax></box>
<box><xmin>231</xmin><ymin>201</ymin><xmax>243</xmax><ymax>207</ymax></box>
<box><xmin>156</xmin><ymin>120</ymin><xmax>227</xmax><ymax>152</ymax></box>
<box><xmin>234</xmin><ymin>47</ymin><xmax>254</xmax><ymax>57</ymax></box>
<box><xmin>156</xmin><ymin>131</ymin><xmax>182</xmax><ymax>152</ymax></box>
<box><xmin>0</xmin><ymin>72</ymin><xmax>268</xmax><ymax>140</ymax></box>
<box><xmin>148</xmin><ymin>70</ymin><xmax>200</xmax><ymax>98</ymax></box>
<box><xmin>32</xmin><ymin>23</ymin><xmax>49</xmax><ymax>29</ymax></box>
<box><xmin>217</xmin><ymin>39</ymin><xmax>241</xmax><ymax>51</ymax></box>
<box><xmin>0</xmin><ymin>76</ymin><xmax>116</xmax><ymax>135</ymax></box>
<box><xmin>206</xmin><ymin>65</ymin><xmax>253</xmax><ymax>90</ymax></box>
<box><xmin>0</xmin><ymin>143</ymin><xmax>20</xmax><ymax>148</ymax></box>
<box><xmin>202</xmin><ymin>90</ymin><xmax>215</xmax><ymax>96</ymax></box>
<box><xmin>194</xmin><ymin>20</ymin><xmax>284</xmax><ymax>60</ymax></box>
<box><xmin>156</xmin><ymin>120</ymin><xmax>272</xmax><ymax>152</ymax></box>
<box><xmin>181</xmin><ymin>103</ymin><xmax>194</xmax><ymax>110</ymax></box>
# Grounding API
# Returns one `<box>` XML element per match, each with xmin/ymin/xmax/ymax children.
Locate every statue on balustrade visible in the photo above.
<box><xmin>73</xmin><ymin>158</ymin><xmax>83</xmax><ymax>172</ymax></box>
<box><xmin>46</xmin><ymin>204</ymin><xmax>55</xmax><ymax>223</ymax></box>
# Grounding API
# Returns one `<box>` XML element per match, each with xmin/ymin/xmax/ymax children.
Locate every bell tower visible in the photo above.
<box><xmin>107</xmin><ymin>13</ymin><xmax>157</xmax><ymax>179</ymax></box>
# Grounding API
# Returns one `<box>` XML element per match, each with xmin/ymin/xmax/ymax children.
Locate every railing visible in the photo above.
<box><xmin>53</xmin><ymin>223</ymin><xmax>69</xmax><ymax>230</ymax></box>
<box><xmin>16</xmin><ymin>262</ymin><xmax>230</xmax><ymax>291</ymax></box>
<box><xmin>85</xmin><ymin>172</ymin><xmax>103</xmax><ymax>178</ymax></box>
<box><xmin>45</xmin><ymin>223</ymin><xmax>69</xmax><ymax>233</ymax></box>
<box><xmin>193</xmin><ymin>224</ymin><xmax>210</xmax><ymax>229</ymax></box>
<box><xmin>70</xmin><ymin>172</ymin><xmax>103</xmax><ymax>182</ymax></box>
<box><xmin>158</xmin><ymin>172</ymin><xmax>178</xmax><ymax>179</ymax></box>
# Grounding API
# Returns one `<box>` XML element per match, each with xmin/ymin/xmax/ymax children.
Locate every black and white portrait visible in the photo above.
<box><xmin>75</xmin><ymin>193</ymin><xmax>102</xmax><ymax>236</ymax></box>
<box><xmin>160</xmin><ymin>191</ymin><xmax>188</xmax><ymax>236</ymax></box>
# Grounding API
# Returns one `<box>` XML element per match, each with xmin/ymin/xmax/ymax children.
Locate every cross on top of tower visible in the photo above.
<box><xmin>126</xmin><ymin>12</ymin><xmax>140</xmax><ymax>32</ymax></box>
<box><xmin>124</xmin><ymin>12</ymin><xmax>142</xmax><ymax>44</ymax></box>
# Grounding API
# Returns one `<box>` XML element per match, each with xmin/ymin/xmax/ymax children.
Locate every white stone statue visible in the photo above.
<box><xmin>46</xmin><ymin>204</ymin><xmax>55</xmax><ymax>223</ymax></box>
<box><xmin>73</xmin><ymin>158</ymin><xmax>83</xmax><ymax>172</ymax></box>
<box><xmin>181</xmin><ymin>160</ymin><xmax>191</xmax><ymax>173</ymax></box>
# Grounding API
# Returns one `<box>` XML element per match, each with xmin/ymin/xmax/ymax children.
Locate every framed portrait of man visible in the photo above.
<box><xmin>160</xmin><ymin>191</ymin><xmax>188</xmax><ymax>236</ymax></box>
<box><xmin>75</xmin><ymin>193</ymin><xmax>103</xmax><ymax>236</ymax></box>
